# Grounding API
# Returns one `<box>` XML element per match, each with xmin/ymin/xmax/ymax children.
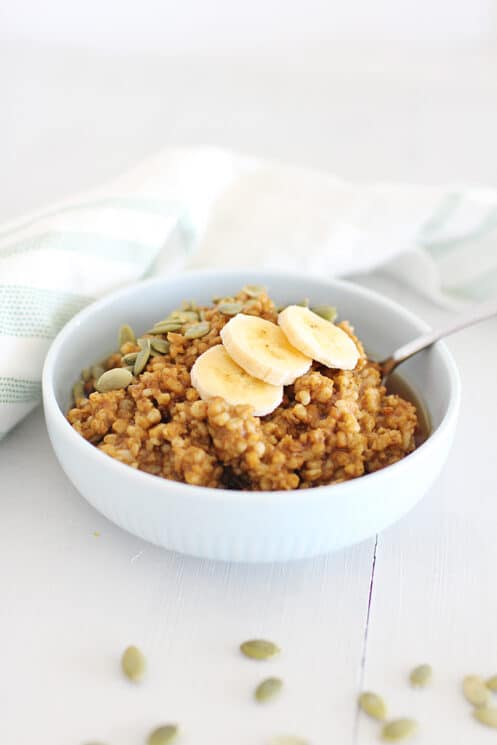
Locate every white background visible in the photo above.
<box><xmin>2</xmin><ymin>2</ymin><xmax>497</xmax><ymax>744</ymax></box>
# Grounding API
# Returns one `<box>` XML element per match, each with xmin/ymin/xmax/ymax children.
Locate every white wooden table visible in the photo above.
<box><xmin>1</xmin><ymin>42</ymin><xmax>497</xmax><ymax>745</ymax></box>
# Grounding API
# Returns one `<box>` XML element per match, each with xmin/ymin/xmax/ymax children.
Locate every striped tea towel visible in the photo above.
<box><xmin>1</xmin><ymin>145</ymin><xmax>497</xmax><ymax>439</ymax></box>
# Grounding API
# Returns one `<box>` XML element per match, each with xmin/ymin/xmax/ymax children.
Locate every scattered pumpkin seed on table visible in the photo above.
<box><xmin>147</xmin><ymin>724</ymin><xmax>179</xmax><ymax>745</ymax></box>
<box><xmin>358</xmin><ymin>691</ymin><xmax>387</xmax><ymax>720</ymax></box>
<box><xmin>463</xmin><ymin>675</ymin><xmax>490</xmax><ymax>708</ymax></box>
<box><xmin>184</xmin><ymin>321</ymin><xmax>211</xmax><ymax>339</ymax></box>
<box><xmin>381</xmin><ymin>718</ymin><xmax>418</xmax><ymax>742</ymax></box>
<box><xmin>121</xmin><ymin>644</ymin><xmax>146</xmax><ymax>682</ymax></box>
<box><xmin>486</xmin><ymin>674</ymin><xmax>497</xmax><ymax>691</ymax></box>
<box><xmin>240</xmin><ymin>639</ymin><xmax>280</xmax><ymax>660</ymax></box>
<box><xmin>255</xmin><ymin>676</ymin><xmax>283</xmax><ymax>702</ymax></box>
<box><xmin>134</xmin><ymin>338</ymin><xmax>151</xmax><ymax>375</ymax></box>
<box><xmin>118</xmin><ymin>323</ymin><xmax>136</xmax><ymax>347</ymax></box>
<box><xmin>217</xmin><ymin>302</ymin><xmax>243</xmax><ymax>315</ymax></box>
<box><xmin>409</xmin><ymin>663</ymin><xmax>432</xmax><ymax>688</ymax></box>
<box><xmin>95</xmin><ymin>368</ymin><xmax>133</xmax><ymax>393</ymax></box>
<box><xmin>474</xmin><ymin>706</ymin><xmax>497</xmax><ymax>729</ymax></box>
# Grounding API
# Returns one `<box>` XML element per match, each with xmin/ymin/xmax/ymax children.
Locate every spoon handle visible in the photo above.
<box><xmin>382</xmin><ymin>297</ymin><xmax>497</xmax><ymax>373</ymax></box>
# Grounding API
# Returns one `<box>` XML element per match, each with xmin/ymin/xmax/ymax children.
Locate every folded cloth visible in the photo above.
<box><xmin>1</xmin><ymin>145</ymin><xmax>496</xmax><ymax>438</ymax></box>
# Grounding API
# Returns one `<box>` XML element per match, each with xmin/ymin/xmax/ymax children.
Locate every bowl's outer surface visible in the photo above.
<box><xmin>42</xmin><ymin>270</ymin><xmax>461</xmax><ymax>562</ymax></box>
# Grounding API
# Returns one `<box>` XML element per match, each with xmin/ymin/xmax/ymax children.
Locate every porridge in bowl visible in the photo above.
<box><xmin>67</xmin><ymin>286</ymin><xmax>425</xmax><ymax>491</ymax></box>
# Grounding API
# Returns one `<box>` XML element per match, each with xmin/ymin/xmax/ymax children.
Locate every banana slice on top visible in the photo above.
<box><xmin>278</xmin><ymin>305</ymin><xmax>359</xmax><ymax>370</ymax></box>
<box><xmin>190</xmin><ymin>344</ymin><xmax>283</xmax><ymax>416</ymax></box>
<box><xmin>220</xmin><ymin>313</ymin><xmax>312</xmax><ymax>386</ymax></box>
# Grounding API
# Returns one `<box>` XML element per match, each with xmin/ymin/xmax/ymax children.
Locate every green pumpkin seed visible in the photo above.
<box><xmin>72</xmin><ymin>380</ymin><xmax>86</xmax><ymax>403</ymax></box>
<box><xmin>91</xmin><ymin>364</ymin><xmax>105</xmax><ymax>380</ymax></box>
<box><xmin>381</xmin><ymin>718</ymin><xmax>418</xmax><ymax>741</ymax></box>
<box><xmin>184</xmin><ymin>321</ymin><xmax>211</xmax><ymax>339</ymax></box>
<box><xmin>150</xmin><ymin>338</ymin><xmax>170</xmax><ymax>354</ymax></box>
<box><xmin>358</xmin><ymin>691</ymin><xmax>387</xmax><ymax>721</ymax></box>
<box><xmin>311</xmin><ymin>304</ymin><xmax>337</xmax><ymax>323</ymax></box>
<box><xmin>486</xmin><ymin>675</ymin><xmax>497</xmax><ymax>691</ymax></box>
<box><xmin>217</xmin><ymin>302</ymin><xmax>243</xmax><ymax>316</ymax></box>
<box><xmin>95</xmin><ymin>368</ymin><xmax>133</xmax><ymax>393</ymax></box>
<box><xmin>267</xmin><ymin>737</ymin><xmax>309</xmax><ymax>745</ymax></box>
<box><xmin>474</xmin><ymin>707</ymin><xmax>497</xmax><ymax>728</ymax></box>
<box><xmin>240</xmin><ymin>639</ymin><xmax>280</xmax><ymax>660</ymax></box>
<box><xmin>81</xmin><ymin>367</ymin><xmax>92</xmax><ymax>382</ymax></box>
<box><xmin>148</xmin><ymin>322</ymin><xmax>183</xmax><ymax>334</ymax></box>
<box><xmin>409</xmin><ymin>663</ymin><xmax>432</xmax><ymax>687</ymax></box>
<box><xmin>134</xmin><ymin>338</ymin><xmax>151</xmax><ymax>375</ymax></box>
<box><xmin>169</xmin><ymin>310</ymin><xmax>199</xmax><ymax>323</ymax></box>
<box><xmin>122</xmin><ymin>352</ymin><xmax>139</xmax><ymax>365</ymax></box>
<box><xmin>124</xmin><ymin>365</ymin><xmax>135</xmax><ymax>372</ymax></box>
<box><xmin>121</xmin><ymin>645</ymin><xmax>146</xmax><ymax>682</ymax></box>
<box><xmin>147</xmin><ymin>724</ymin><xmax>178</xmax><ymax>745</ymax></box>
<box><xmin>243</xmin><ymin>284</ymin><xmax>266</xmax><ymax>297</ymax></box>
<box><xmin>255</xmin><ymin>677</ymin><xmax>283</xmax><ymax>702</ymax></box>
<box><xmin>463</xmin><ymin>675</ymin><xmax>490</xmax><ymax>708</ymax></box>
<box><xmin>118</xmin><ymin>323</ymin><xmax>136</xmax><ymax>347</ymax></box>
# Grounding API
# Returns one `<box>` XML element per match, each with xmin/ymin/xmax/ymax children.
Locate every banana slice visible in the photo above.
<box><xmin>278</xmin><ymin>305</ymin><xmax>359</xmax><ymax>370</ymax></box>
<box><xmin>220</xmin><ymin>313</ymin><xmax>312</xmax><ymax>386</ymax></box>
<box><xmin>190</xmin><ymin>344</ymin><xmax>283</xmax><ymax>416</ymax></box>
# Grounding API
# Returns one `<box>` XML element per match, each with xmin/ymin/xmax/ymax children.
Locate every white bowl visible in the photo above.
<box><xmin>42</xmin><ymin>270</ymin><xmax>461</xmax><ymax>562</ymax></box>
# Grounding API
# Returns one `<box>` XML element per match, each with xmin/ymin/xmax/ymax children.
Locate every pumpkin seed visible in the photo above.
<box><xmin>72</xmin><ymin>380</ymin><xmax>86</xmax><ymax>402</ymax></box>
<box><xmin>81</xmin><ymin>367</ymin><xmax>92</xmax><ymax>382</ymax></box>
<box><xmin>121</xmin><ymin>645</ymin><xmax>146</xmax><ymax>682</ymax></box>
<box><xmin>381</xmin><ymin>718</ymin><xmax>418</xmax><ymax>741</ymax></box>
<box><xmin>91</xmin><ymin>364</ymin><xmax>105</xmax><ymax>380</ymax></box>
<box><xmin>474</xmin><ymin>707</ymin><xmax>497</xmax><ymax>728</ymax></box>
<box><xmin>118</xmin><ymin>323</ymin><xmax>135</xmax><ymax>347</ymax></box>
<box><xmin>95</xmin><ymin>368</ymin><xmax>133</xmax><ymax>393</ymax></box>
<box><xmin>255</xmin><ymin>677</ymin><xmax>283</xmax><ymax>702</ymax></box>
<box><xmin>486</xmin><ymin>675</ymin><xmax>497</xmax><ymax>691</ymax></box>
<box><xmin>267</xmin><ymin>737</ymin><xmax>309</xmax><ymax>745</ymax></box>
<box><xmin>240</xmin><ymin>639</ymin><xmax>280</xmax><ymax>660</ymax></box>
<box><xmin>122</xmin><ymin>352</ymin><xmax>138</xmax><ymax>365</ymax></box>
<box><xmin>409</xmin><ymin>663</ymin><xmax>432</xmax><ymax>688</ymax></box>
<box><xmin>169</xmin><ymin>310</ymin><xmax>199</xmax><ymax>323</ymax></box>
<box><xmin>463</xmin><ymin>675</ymin><xmax>490</xmax><ymax>708</ymax></box>
<box><xmin>184</xmin><ymin>321</ymin><xmax>211</xmax><ymax>339</ymax></box>
<box><xmin>311</xmin><ymin>304</ymin><xmax>337</xmax><ymax>323</ymax></box>
<box><xmin>134</xmin><ymin>338</ymin><xmax>151</xmax><ymax>375</ymax></box>
<box><xmin>124</xmin><ymin>365</ymin><xmax>135</xmax><ymax>372</ymax></box>
<box><xmin>147</xmin><ymin>724</ymin><xmax>178</xmax><ymax>745</ymax></box>
<box><xmin>243</xmin><ymin>284</ymin><xmax>265</xmax><ymax>297</ymax></box>
<box><xmin>358</xmin><ymin>691</ymin><xmax>387</xmax><ymax>721</ymax></box>
<box><xmin>217</xmin><ymin>302</ymin><xmax>243</xmax><ymax>316</ymax></box>
<box><xmin>150</xmin><ymin>338</ymin><xmax>170</xmax><ymax>354</ymax></box>
<box><xmin>148</xmin><ymin>322</ymin><xmax>183</xmax><ymax>334</ymax></box>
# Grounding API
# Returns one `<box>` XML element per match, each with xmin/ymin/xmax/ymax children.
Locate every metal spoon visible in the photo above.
<box><xmin>380</xmin><ymin>297</ymin><xmax>497</xmax><ymax>382</ymax></box>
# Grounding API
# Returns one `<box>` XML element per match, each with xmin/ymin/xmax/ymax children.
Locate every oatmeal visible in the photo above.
<box><xmin>67</xmin><ymin>288</ymin><xmax>420</xmax><ymax>490</ymax></box>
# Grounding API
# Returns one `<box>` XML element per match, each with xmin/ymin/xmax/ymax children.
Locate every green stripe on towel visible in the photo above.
<box><xmin>0</xmin><ymin>285</ymin><xmax>92</xmax><ymax>338</ymax></box>
<box><xmin>0</xmin><ymin>377</ymin><xmax>41</xmax><ymax>404</ymax></box>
